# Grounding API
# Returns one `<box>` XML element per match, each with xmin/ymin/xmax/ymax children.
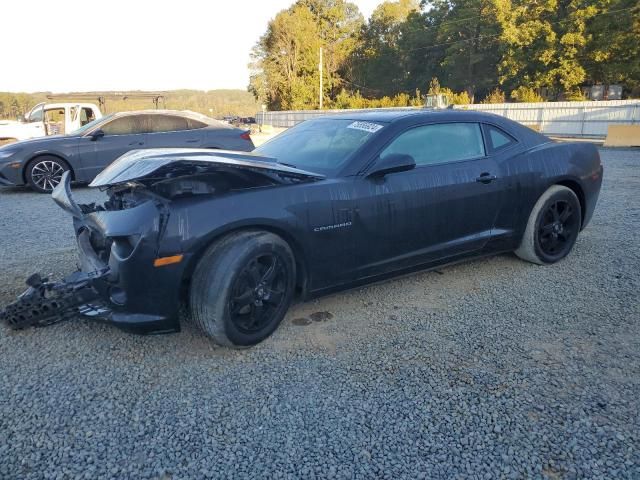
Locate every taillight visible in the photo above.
<box><xmin>240</xmin><ymin>131</ymin><xmax>251</xmax><ymax>141</ymax></box>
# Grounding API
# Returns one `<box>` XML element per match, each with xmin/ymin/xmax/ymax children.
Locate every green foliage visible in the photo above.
<box><xmin>248</xmin><ymin>0</ymin><xmax>638</xmax><ymax>109</ymax></box>
<box><xmin>440</xmin><ymin>88</ymin><xmax>472</xmax><ymax>105</ymax></box>
<box><xmin>0</xmin><ymin>90</ymin><xmax>260</xmax><ymax>120</ymax></box>
<box><xmin>349</xmin><ymin>0</ymin><xmax>420</xmax><ymax>97</ymax></box>
<box><xmin>428</xmin><ymin>77</ymin><xmax>441</xmax><ymax>95</ymax></box>
<box><xmin>481</xmin><ymin>88</ymin><xmax>506</xmax><ymax>104</ymax></box>
<box><xmin>330</xmin><ymin>88</ymin><xmax>423</xmax><ymax>108</ymax></box>
<box><xmin>510</xmin><ymin>86</ymin><xmax>544</xmax><ymax>103</ymax></box>
<box><xmin>564</xmin><ymin>88</ymin><xmax>587</xmax><ymax>101</ymax></box>
<box><xmin>586</xmin><ymin>0</ymin><xmax>640</xmax><ymax>92</ymax></box>
<box><xmin>249</xmin><ymin>0</ymin><xmax>363</xmax><ymax>110</ymax></box>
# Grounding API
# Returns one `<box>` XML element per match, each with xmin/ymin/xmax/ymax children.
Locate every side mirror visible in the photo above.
<box><xmin>367</xmin><ymin>153</ymin><xmax>416</xmax><ymax>178</ymax></box>
<box><xmin>89</xmin><ymin>129</ymin><xmax>105</xmax><ymax>141</ymax></box>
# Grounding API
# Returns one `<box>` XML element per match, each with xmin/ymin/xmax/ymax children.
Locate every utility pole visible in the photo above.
<box><xmin>319</xmin><ymin>47</ymin><xmax>323</xmax><ymax>110</ymax></box>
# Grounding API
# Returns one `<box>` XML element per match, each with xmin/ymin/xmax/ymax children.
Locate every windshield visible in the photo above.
<box><xmin>70</xmin><ymin>114</ymin><xmax>113</xmax><ymax>136</ymax></box>
<box><xmin>255</xmin><ymin>118</ymin><xmax>386</xmax><ymax>174</ymax></box>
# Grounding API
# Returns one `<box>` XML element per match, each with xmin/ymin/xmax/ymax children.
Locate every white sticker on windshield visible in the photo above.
<box><xmin>347</xmin><ymin>121</ymin><xmax>384</xmax><ymax>133</ymax></box>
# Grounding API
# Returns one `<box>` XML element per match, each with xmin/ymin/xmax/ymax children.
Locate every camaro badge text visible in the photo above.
<box><xmin>313</xmin><ymin>221</ymin><xmax>353</xmax><ymax>232</ymax></box>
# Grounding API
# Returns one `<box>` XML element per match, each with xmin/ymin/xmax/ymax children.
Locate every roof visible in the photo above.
<box><xmin>317</xmin><ymin>108</ymin><xmax>505</xmax><ymax>124</ymax></box>
<box><xmin>109</xmin><ymin>109</ymin><xmax>227</xmax><ymax>127</ymax></box>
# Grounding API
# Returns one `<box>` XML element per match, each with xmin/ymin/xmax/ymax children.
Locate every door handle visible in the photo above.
<box><xmin>476</xmin><ymin>173</ymin><xmax>497</xmax><ymax>184</ymax></box>
<box><xmin>185</xmin><ymin>139</ymin><xmax>199</xmax><ymax>143</ymax></box>
<box><xmin>129</xmin><ymin>141</ymin><xmax>144</xmax><ymax>146</ymax></box>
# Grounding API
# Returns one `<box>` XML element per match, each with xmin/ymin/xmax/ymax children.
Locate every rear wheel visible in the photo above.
<box><xmin>189</xmin><ymin>231</ymin><xmax>296</xmax><ymax>347</ymax></box>
<box><xmin>26</xmin><ymin>156</ymin><xmax>69</xmax><ymax>193</ymax></box>
<box><xmin>515</xmin><ymin>185</ymin><xmax>582</xmax><ymax>265</ymax></box>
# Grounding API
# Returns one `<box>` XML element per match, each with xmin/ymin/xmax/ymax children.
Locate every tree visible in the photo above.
<box><xmin>395</xmin><ymin>3</ymin><xmax>449</xmax><ymax>95</ymax></box>
<box><xmin>586</xmin><ymin>0</ymin><xmax>640</xmax><ymax>94</ymax></box>
<box><xmin>493</xmin><ymin>0</ymin><xmax>606</xmax><ymax>97</ymax></box>
<box><xmin>435</xmin><ymin>0</ymin><xmax>501</xmax><ymax>101</ymax></box>
<box><xmin>350</xmin><ymin>0</ymin><xmax>420</xmax><ymax>96</ymax></box>
<box><xmin>249</xmin><ymin>0</ymin><xmax>363</xmax><ymax>109</ymax></box>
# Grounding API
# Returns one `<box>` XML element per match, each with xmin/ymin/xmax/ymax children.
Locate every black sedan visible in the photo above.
<box><xmin>0</xmin><ymin>110</ymin><xmax>254</xmax><ymax>193</ymax></box>
<box><xmin>1</xmin><ymin>110</ymin><xmax>602</xmax><ymax>347</ymax></box>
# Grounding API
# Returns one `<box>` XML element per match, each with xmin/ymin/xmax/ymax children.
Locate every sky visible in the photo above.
<box><xmin>1</xmin><ymin>0</ymin><xmax>384</xmax><ymax>93</ymax></box>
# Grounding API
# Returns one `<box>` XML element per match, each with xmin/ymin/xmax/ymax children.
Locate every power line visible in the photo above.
<box><xmin>400</xmin><ymin>6</ymin><xmax>637</xmax><ymax>54</ymax></box>
<box><xmin>341</xmin><ymin>7</ymin><xmax>636</xmax><ymax>95</ymax></box>
<box><xmin>391</xmin><ymin>5</ymin><xmax>637</xmax><ymax>39</ymax></box>
<box><xmin>352</xmin><ymin>6</ymin><xmax>636</xmax><ymax>62</ymax></box>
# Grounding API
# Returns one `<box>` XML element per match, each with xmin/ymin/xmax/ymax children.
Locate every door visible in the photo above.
<box><xmin>43</xmin><ymin>107</ymin><xmax>67</xmax><ymax>135</ymax></box>
<box><xmin>76</xmin><ymin>115</ymin><xmax>148</xmax><ymax>180</ymax></box>
<box><xmin>350</xmin><ymin>122</ymin><xmax>504</xmax><ymax>278</ymax></box>
<box><xmin>25</xmin><ymin>104</ymin><xmax>46</xmax><ymax>138</ymax></box>
<box><xmin>145</xmin><ymin>114</ymin><xmax>203</xmax><ymax>148</ymax></box>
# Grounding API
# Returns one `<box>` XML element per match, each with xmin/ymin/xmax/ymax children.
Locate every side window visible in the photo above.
<box><xmin>485</xmin><ymin>125</ymin><xmax>516</xmax><ymax>151</ymax></box>
<box><xmin>101</xmin><ymin>116</ymin><xmax>147</xmax><ymax>135</ymax></box>
<box><xmin>148</xmin><ymin>115</ymin><xmax>189</xmax><ymax>133</ymax></box>
<box><xmin>80</xmin><ymin>107</ymin><xmax>96</xmax><ymax>126</ymax></box>
<box><xmin>380</xmin><ymin>122</ymin><xmax>485</xmax><ymax>166</ymax></box>
<box><xmin>28</xmin><ymin>106</ymin><xmax>44</xmax><ymax>123</ymax></box>
<box><xmin>186</xmin><ymin>118</ymin><xmax>208</xmax><ymax>129</ymax></box>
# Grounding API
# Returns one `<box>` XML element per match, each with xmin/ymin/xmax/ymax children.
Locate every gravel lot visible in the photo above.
<box><xmin>0</xmin><ymin>148</ymin><xmax>638</xmax><ymax>479</ymax></box>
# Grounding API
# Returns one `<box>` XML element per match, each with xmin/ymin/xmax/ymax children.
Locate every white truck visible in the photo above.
<box><xmin>0</xmin><ymin>102</ymin><xmax>102</xmax><ymax>145</ymax></box>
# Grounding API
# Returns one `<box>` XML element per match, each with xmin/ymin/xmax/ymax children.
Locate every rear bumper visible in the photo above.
<box><xmin>581</xmin><ymin>164</ymin><xmax>603</xmax><ymax>230</ymax></box>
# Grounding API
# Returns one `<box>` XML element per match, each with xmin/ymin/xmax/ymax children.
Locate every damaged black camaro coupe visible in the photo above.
<box><xmin>1</xmin><ymin>111</ymin><xmax>603</xmax><ymax>347</ymax></box>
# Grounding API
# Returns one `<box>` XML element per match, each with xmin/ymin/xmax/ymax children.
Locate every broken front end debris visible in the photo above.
<box><xmin>0</xmin><ymin>271</ymin><xmax>108</xmax><ymax>329</ymax></box>
<box><xmin>0</xmin><ymin>173</ymin><xmax>112</xmax><ymax>329</ymax></box>
<box><xmin>1</xmin><ymin>149</ymin><xmax>323</xmax><ymax>333</ymax></box>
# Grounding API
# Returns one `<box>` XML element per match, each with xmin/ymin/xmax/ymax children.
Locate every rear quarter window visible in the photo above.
<box><xmin>186</xmin><ymin>118</ymin><xmax>208</xmax><ymax>129</ymax></box>
<box><xmin>484</xmin><ymin>124</ymin><xmax>517</xmax><ymax>152</ymax></box>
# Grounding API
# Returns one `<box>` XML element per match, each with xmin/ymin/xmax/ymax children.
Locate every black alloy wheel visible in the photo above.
<box><xmin>228</xmin><ymin>254</ymin><xmax>287</xmax><ymax>333</ymax></box>
<box><xmin>536</xmin><ymin>199</ymin><xmax>580</xmax><ymax>260</ymax></box>
<box><xmin>515</xmin><ymin>185</ymin><xmax>582</xmax><ymax>265</ymax></box>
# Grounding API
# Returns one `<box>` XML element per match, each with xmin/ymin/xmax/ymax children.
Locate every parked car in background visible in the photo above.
<box><xmin>0</xmin><ymin>110</ymin><xmax>254</xmax><ymax>192</ymax></box>
<box><xmin>0</xmin><ymin>102</ymin><xmax>102</xmax><ymax>145</ymax></box>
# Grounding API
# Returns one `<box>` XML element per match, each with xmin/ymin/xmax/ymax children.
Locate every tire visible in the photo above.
<box><xmin>515</xmin><ymin>185</ymin><xmax>582</xmax><ymax>265</ymax></box>
<box><xmin>189</xmin><ymin>230</ymin><xmax>296</xmax><ymax>347</ymax></box>
<box><xmin>26</xmin><ymin>156</ymin><xmax>70</xmax><ymax>193</ymax></box>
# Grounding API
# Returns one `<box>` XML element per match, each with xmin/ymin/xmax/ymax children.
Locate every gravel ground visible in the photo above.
<box><xmin>0</xmin><ymin>148</ymin><xmax>638</xmax><ymax>479</ymax></box>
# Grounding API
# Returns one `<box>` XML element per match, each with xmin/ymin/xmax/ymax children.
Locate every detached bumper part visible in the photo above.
<box><xmin>1</xmin><ymin>170</ymin><xmax>182</xmax><ymax>334</ymax></box>
<box><xmin>0</xmin><ymin>271</ymin><xmax>108</xmax><ymax>329</ymax></box>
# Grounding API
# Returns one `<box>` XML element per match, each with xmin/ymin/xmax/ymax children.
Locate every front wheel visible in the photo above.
<box><xmin>515</xmin><ymin>185</ymin><xmax>582</xmax><ymax>265</ymax></box>
<box><xmin>26</xmin><ymin>156</ymin><xmax>70</xmax><ymax>193</ymax></box>
<box><xmin>189</xmin><ymin>231</ymin><xmax>296</xmax><ymax>347</ymax></box>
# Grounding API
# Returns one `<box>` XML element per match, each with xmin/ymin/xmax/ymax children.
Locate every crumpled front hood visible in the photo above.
<box><xmin>89</xmin><ymin>148</ymin><xmax>325</xmax><ymax>187</ymax></box>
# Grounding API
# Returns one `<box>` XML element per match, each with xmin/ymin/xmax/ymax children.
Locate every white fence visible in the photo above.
<box><xmin>256</xmin><ymin>107</ymin><xmax>421</xmax><ymax>129</ymax></box>
<box><xmin>256</xmin><ymin>100</ymin><xmax>640</xmax><ymax>138</ymax></box>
